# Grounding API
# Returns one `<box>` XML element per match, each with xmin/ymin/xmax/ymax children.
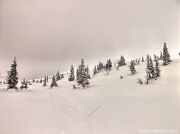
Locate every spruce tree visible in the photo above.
<box><xmin>7</xmin><ymin>57</ymin><xmax>18</xmax><ymax>90</ymax></box>
<box><xmin>76</xmin><ymin>59</ymin><xmax>90</xmax><ymax>88</ymax></box>
<box><xmin>163</xmin><ymin>42</ymin><xmax>171</xmax><ymax>65</ymax></box>
<box><xmin>56</xmin><ymin>71</ymin><xmax>61</xmax><ymax>81</ymax></box>
<box><xmin>118</xmin><ymin>55</ymin><xmax>126</xmax><ymax>67</ymax></box>
<box><xmin>20</xmin><ymin>78</ymin><xmax>28</xmax><ymax>89</ymax></box>
<box><xmin>142</xmin><ymin>57</ymin><xmax>145</xmax><ymax>62</ymax></box>
<box><xmin>86</xmin><ymin>66</ymin><xmax>91</xmax><ymax>79</ymax></box>
<box><xmin>129</xmin><ymin>61</ymin><xmax>136</xmax><ymax>75</ymax></box>
<box><xmin>145</xmin><ymin>70</ymin><xmax>150</xmax><ymax>84</ymax></box>
<box><xmin>69</xmin><ymin>65</ymin><xmax>75</xmax><ymax>81</ymax></box>
<box><xmin>93</xmin><ymin>66</ymin><xmax>97</xmax><ymax>75</ymax></box>
<box><xmin>155</xmin><ymin>58</ymin><xmax>160</xmax><ymax>77</ymax></box>
<box><xmin>43</xmin><ymin>76</ymin><xmax>47</xmax><ymax>87</ymax></box>
<box><xmin>50</xmin><ymin>75</ymin><xmax>58</xmax><ymax>88</ymax></box>
<box><xmin>146</xmin><ymin>55</ymin><xmax>156</xmax><ymax>79</ymax></box>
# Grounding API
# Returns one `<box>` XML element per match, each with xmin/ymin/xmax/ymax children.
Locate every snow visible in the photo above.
<box><xmin>0</xmin><ymin>59</ymin><xmax>179</xmax><ymax>134</ymax></box>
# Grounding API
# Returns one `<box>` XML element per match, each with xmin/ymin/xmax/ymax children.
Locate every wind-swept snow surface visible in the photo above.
<box><xmin>0</xmin><ymin>60</ymin><xmax>179</xmax><ymax>134</ymax></box>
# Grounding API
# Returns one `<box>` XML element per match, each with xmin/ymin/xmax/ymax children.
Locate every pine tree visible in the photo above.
<box><xmin>129</xmin><ymin>61</ymin><xmax>136</xmax><ymax>75</ymax></box>
<box><xmin>105</xmin><ymin>59</ymin><xmax>112</xmax><ymax>71</ymax></box>
<box><xmin>76</xmin><ymin>59</ymin><xmax>90</xmax><ymax>88</ymax></box>
<box><xmin>145</xmin><ymin>69</ymin><xmax>150</xmax><ymax>84</ymax></box>
<box><xmin>56</xmin><ymin>71</ymin><xmax>61</xmax><ymax>81</ymax></box>
<box><xmin>163</xmin><ymin>42</ymin><xmax>171</xmax><ymax>65</ymax></box>
<box><xmin>20</xmin><ymin>78</ymin><xmax>28</xmax><ymax>89</ymax></box>
<box><xmin>97</xmin><ymin>62</ymin><xmax>104</xmax><ymax>71</ymax></box>
<box><xmin>7</xmin><ymin>57</ymin><xmax>18</xmax><ymax>90</ymax></box>
<box><xmin>86</xmin><ymin>66</ymin><xmax>91</xmax><ymax>79</ymax></box>
<box><xmin>155</xmin><ymin>58</ymin><xmax>160</xmax><ymax>77</ymax></box>
<box><xmin>50</xmin><ymin>75</ymin><xmax>58</xmax><ymax>88</ymax></box>
<box><xmin>32</xmin><ymin>78</ymin><xmax>35</xmax><ymax>83</ymax></box>
<box><xmin>142</xmin><ymin>57</ymin><xmax>145</xmax><ymax>62</ymax></box>
<box><xmin>69</xmin><ymin>65</ymin><xmax>75</xmax><ymax>81</ymax></box>
<box><xmin>43</xmin><ymin>76</ymin><xmax>47</xmax><ymax>87</ymax></box>
<box><xmin>93</xmin><ymin>66</ymin><xmax>97</xmax><ymax>75</ymax></box>
<box><xmin>146</xmin><ymin>55</ymin><xmax>156</xmax><ymax>79</ymax></box>
<box><xmin>118</xmin><ymin>55</ymin><xmax>126</xmax><ymax>67</ymax></box>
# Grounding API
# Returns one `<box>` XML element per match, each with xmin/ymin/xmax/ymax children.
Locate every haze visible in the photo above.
<box><xmin>0</xmin><ymin>0</ymin><xmax>179</xmax><ymax>79</ymax></box>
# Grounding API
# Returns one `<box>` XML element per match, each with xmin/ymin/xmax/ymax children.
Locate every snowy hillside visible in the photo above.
<box><xmin>0</xmin><ymin>59</ymin><xmax>179</xmax><ymax>134</ymax></box>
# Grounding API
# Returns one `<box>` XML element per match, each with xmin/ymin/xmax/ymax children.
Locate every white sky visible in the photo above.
<box><xmin>0</xmin><ymin>0</ymin><xmax>179</xmax><ymax>79</ymax></box>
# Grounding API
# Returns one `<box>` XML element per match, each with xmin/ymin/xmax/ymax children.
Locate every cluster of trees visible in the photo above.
<box><xmin>145</xmin><ymin>55</ymin><xmax>160</xmax><ymax>84</ymax></box>
<box><xmin>4</xmin><ymin>42</ymin><xmax>173</xmax><ymax>90</ymax></box>
<box><xmin>76</xmin><ymin>59</ymin><xmax>90</xmax><ymax>88</ymax></box>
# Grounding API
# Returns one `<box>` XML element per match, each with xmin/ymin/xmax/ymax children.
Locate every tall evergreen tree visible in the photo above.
<box><xmin>85</xmin><ymin>66</ymin><xmax>91</xmax><ymax>79</ymax></box>
<box><xmin>146</xmin><ymin>55</ymin><xmax>155</xmax><ymax>79</ymax></box>
<box><xmin>43</xmin><ymin>76</ymin><xmax>47</xmax><ymax>87</ymax></box>
<box><xmin>129</xmin><ymin>61</ymin><xmax>136</xmax><ymax>75</ymax></box>
<box><xmin>7</xmin><ymin>57</ymin><xmax>18</xmax><ymax>90</ymax></box>
<box><xmin>145</xmin><ymin>69</ymin><xmax>150</xmax><ymax>84</ymax></box>
<box><xmin>93</xmin><ymin>66</ymin><xmax>97</xmax><ymax>75</ymax></box>
<box><xmin>105</xmin><ymin>59</ymin><xmax>112</xmax><ymax>71</ymax></box>
<box><xmin>69</xmin><ymin>65</ymin><xmax>75</xmax><ymax>81</ymax></box>
<box><xmin>142</xmin><ymin>57</ymin><xmax>145</xmax><ymax>62</ymax></box>
<box><xmin>56</xmin><ymin>71</ymin><xmax>61</xmax><ymax>81</ymax></box>
<box><xmin>155</xmin><ymin>58</ymin><xmax>160</xmax><ymax>77</ymax></box>
<box><xmin>50</xmin><ymin>75</ymin><xmax>58</xmax><ymax>88</ymax></box>
<box><xmin>163</xmin><ymin>42</ymin><xmax>171</xmax><ymax>65</ymax></box>
<box><xmin>76</xmin><ymin>59</ymin><xmax>90</xmax><ymax>88</ymax></box>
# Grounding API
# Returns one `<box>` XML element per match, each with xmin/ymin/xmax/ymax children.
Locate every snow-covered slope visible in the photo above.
<box><xmin>0</xmin><ymin>59</ymin><xmax>179</xmax><ymax>134</ymax></box>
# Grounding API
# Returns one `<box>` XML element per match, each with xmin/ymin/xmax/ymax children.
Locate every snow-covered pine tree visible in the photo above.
<box><xmin>50</xmin><ymin>75</ymin><xmax>58</xmax><ymax>88</ymax></box>
<box><xmin>129</xmin><ymin>60</ymin><xmax>136</xmax><ymax>75</ymax></box>
<box><xmin>76</xmin><ymin>59</ymin><xmax>90</xmax><ymax>88</ymax></box>
<box><xmin>155</xmin><ymin>58</ymin><xmax>160</xmax><ymax>78</ymax></box>
<box><xmin>142</xmin><ymin>57</ymin><xmax>145</xmax><ymax>62</ymax></box>
<box><xmin>145</xmin><ymin>69</ymin><xmax>150</xmax><ymax>84</ymax></box>
<box><xmin>40</xmin><ymin>79</ymin><xmax>42</xmax><ymax>83</ymax></box>
<box><xmin>7</xmin><ymin>57</ymin><xmax>18</xmax><ymax>90</ymax></box>
<box><xmin>93</xmin><ymin>66</ymin><xmax>97</xmax><ymax>75</ymax></box>
<box><xmin>69</xmin><ymin>65</ymin><xmax>75</xmax><ymax>81</ymax></box>
<box><xmin>97</xmin><ymin>62</ymin><xmax>104</xmax><ymax>71</ymax></box>
<box><xmin>43</xmin><ymin>76</ymin><xmax>47</xmax><ymax>87</ymax></box>
<box><xmin>86</xmin><ymin>66</ymin><xmax>91</xmax><ymax>79</ymax></box>
<box><xmin>163</xmin><ymin>42</ymin><xmax>171</xmax><ymax>65</ymax></box>
<box><xmin>56</xmin><ymin>71</ymin><xmax>61</xmax><ymax>81</ymax></box>
<box><xmin>118</xmin><ymin>55</ymin><xmax>126</xmax><ymax>67</ymax></box>
<box><xmin>105</xmin><ymin>59</ymin><xmax>112</xmax><ymax>71</ymax></box>
<box><xmin>20</xmin><ymin>78</ymin><xmax>28</xmax><ymax>89</ymax></box>
<box><xmin>146</xmin><ymin>55</ymin><xmax>156</xmax><ymax>79</ymax></box>
<box><xmin>32</xmin><ymin>78</ymin><xmax>35</xmax><ymax>83</ymax></box>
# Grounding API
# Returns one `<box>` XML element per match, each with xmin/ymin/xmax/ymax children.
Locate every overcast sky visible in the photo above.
<box><xmin>0</xmin><ymin>0</ymin><xmax>179</xmax><ymax>79</ymax></box>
